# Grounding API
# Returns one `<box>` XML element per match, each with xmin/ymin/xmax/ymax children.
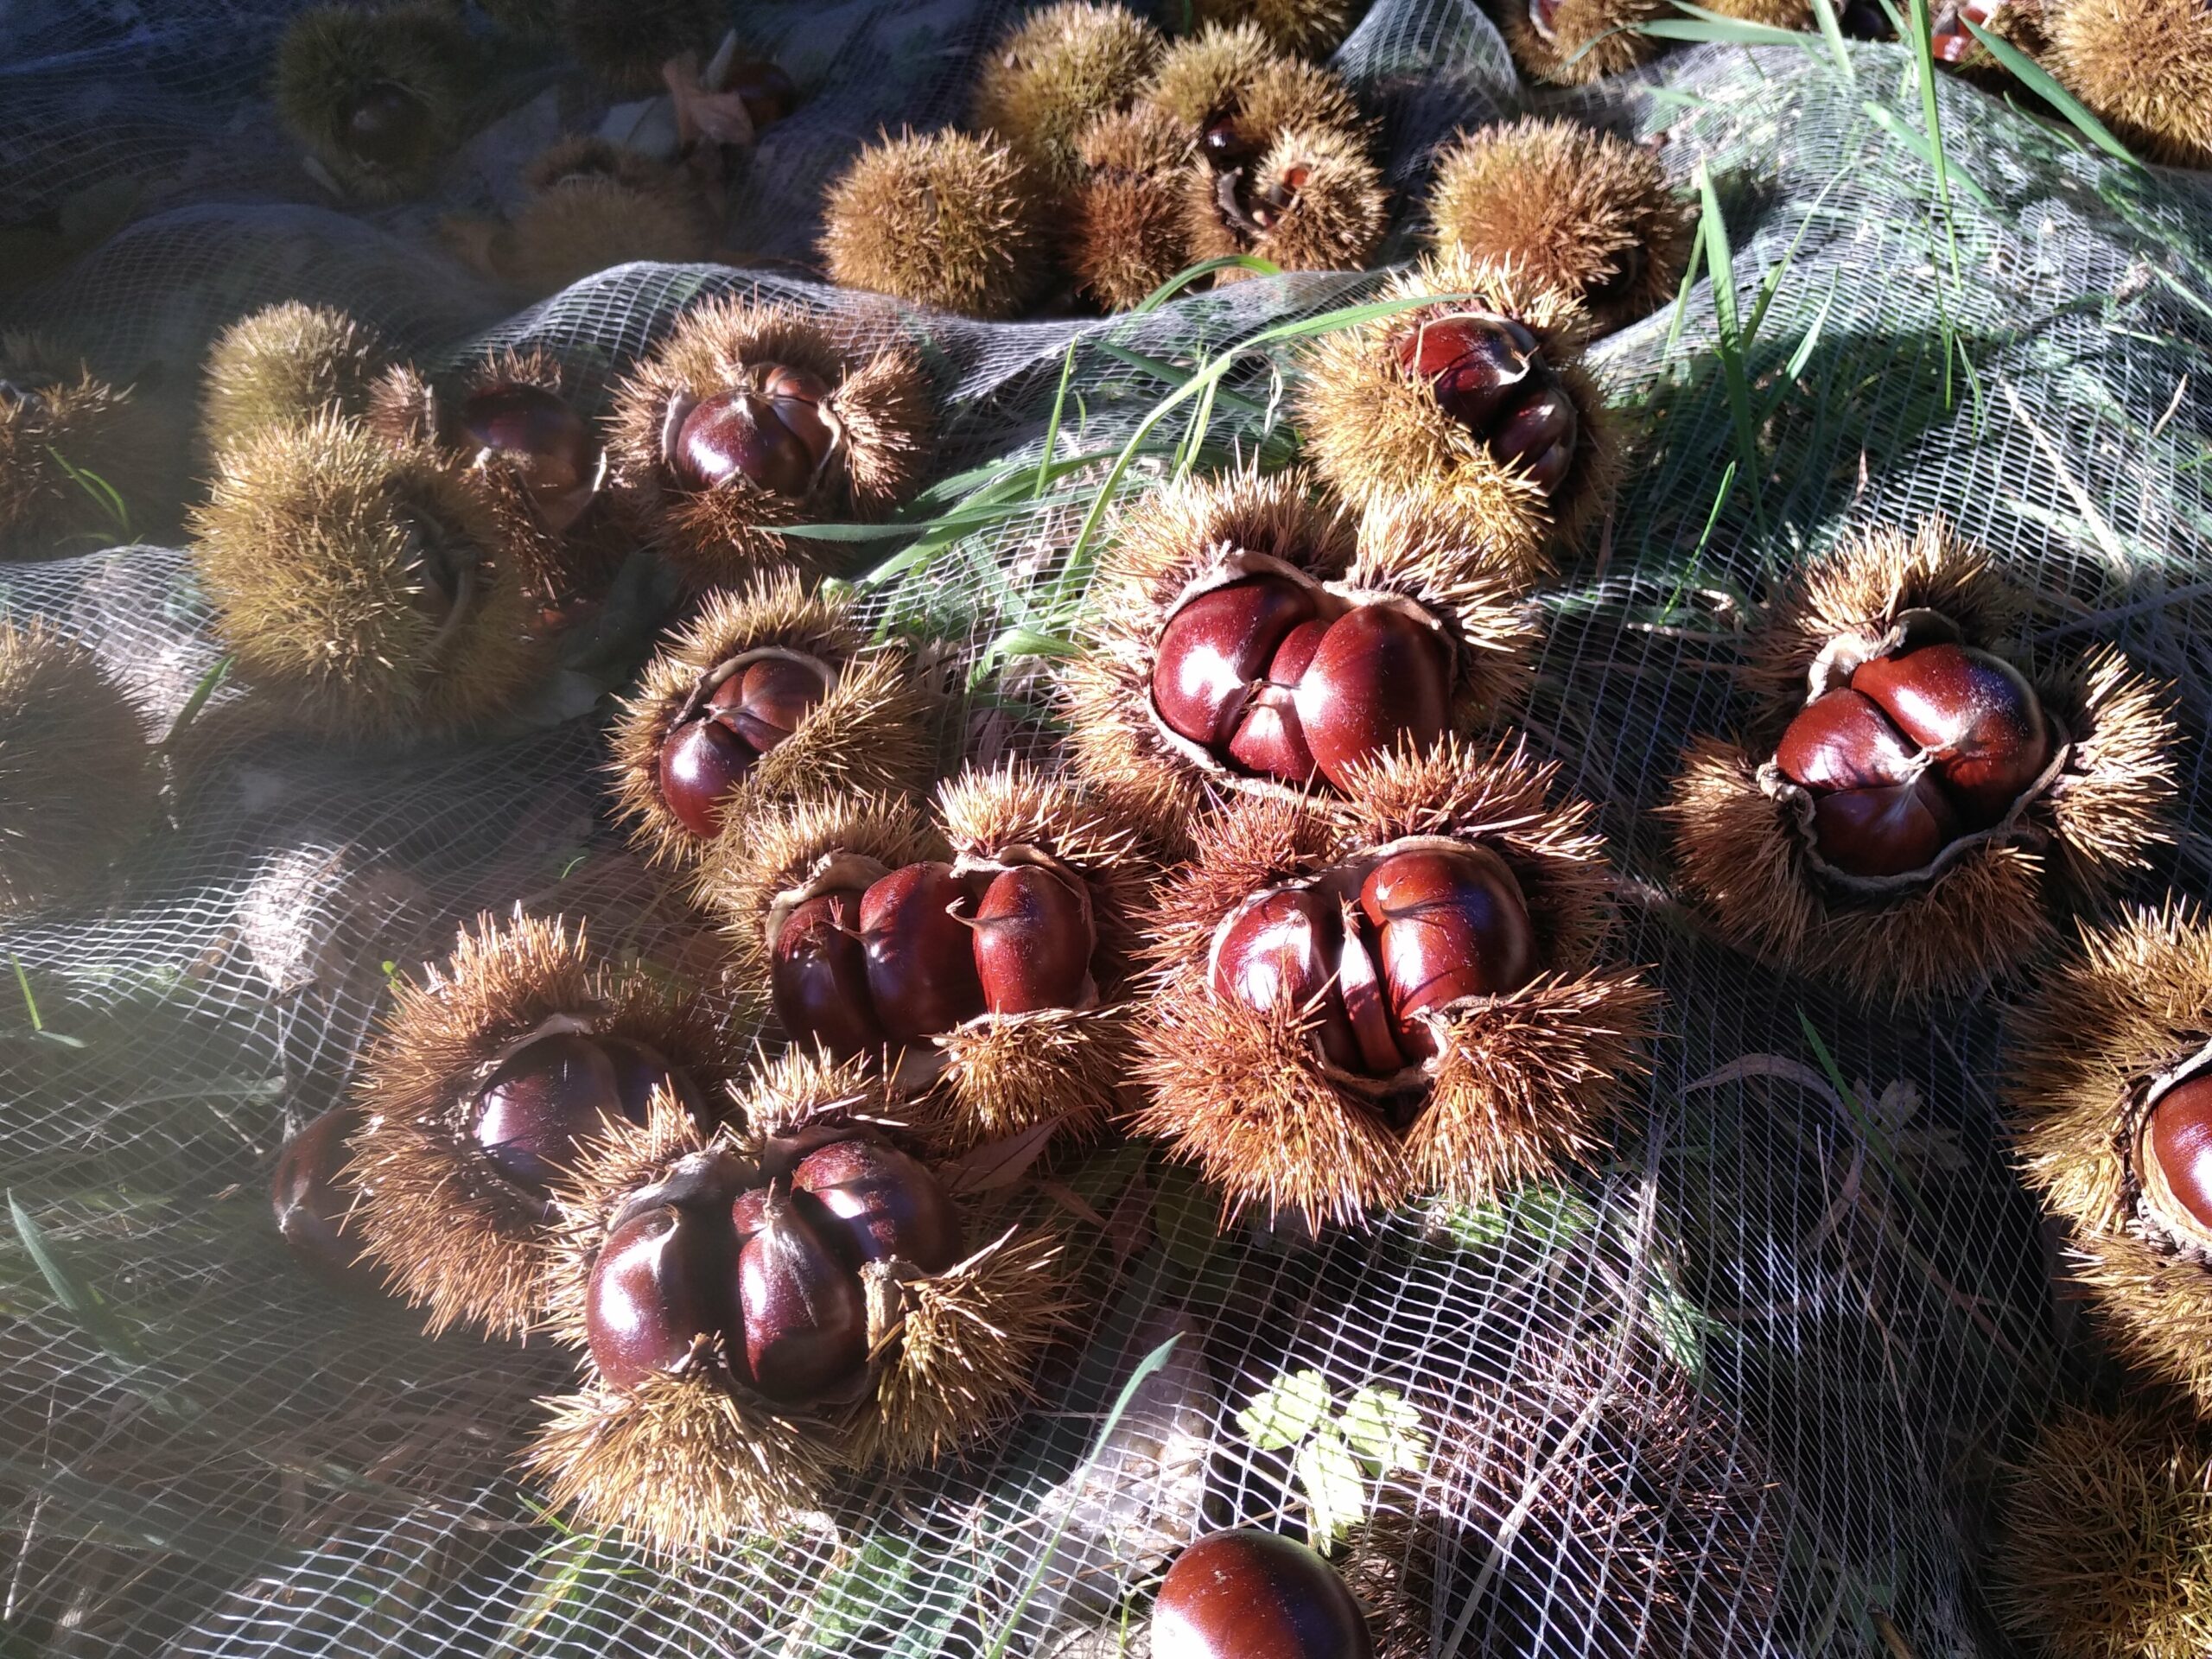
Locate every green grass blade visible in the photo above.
<box><xmin>1644</xmin><ymin>6</ymin><xmax>1812</xmax><ymax>43</ymax></box>
<box><xmin>1135</xmin><ymin>253</ymin><xmax>1285</xmax><ymax>312</ymax></box>
<box><xmin>1961</xmin><ymin>19</ymin><xmax>2139</xmax><ymax>165</ymax></box>
<box><xmin>1861</xmin><ymin>103</ymin><xmax>1998</xmax><ymax>212</ymax></box>
<box><xmin>158</xmin><ymin>653</ymin><xmax>232</xmax><ymax>751</ymax></box>
<box><xmin>1904</xmin><ymin>0</ymin><xmax>1967</xmax><ymax>282</ymax></box>
<box><xmin>1034</xmin><ymin>340</ymin><xmax>1081</xmax><ymax>500</ymax></box>
<box><xmin>1806</xmin><ymin>0</ymin><xmax>1857</xmax><ymax>78</ymax></box>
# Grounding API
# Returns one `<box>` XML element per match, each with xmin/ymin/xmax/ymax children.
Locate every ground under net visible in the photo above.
<box><xmin>3</xmin><ymin>0</ymin><xmax>2210</xmax><ymax>1654</ymax></box>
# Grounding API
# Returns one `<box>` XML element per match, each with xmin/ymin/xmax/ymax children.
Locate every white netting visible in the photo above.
<box><xmin>4</xmin><ymin>0</ymin><xmax>2210</xmax><ymax>1655</ymax></box>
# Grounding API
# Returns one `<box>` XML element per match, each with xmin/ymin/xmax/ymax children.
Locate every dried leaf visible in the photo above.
<box><xmin>942</xmin><ymin>1116</ymin><xmax>1065</xmax><ymax>1195</ymax></box>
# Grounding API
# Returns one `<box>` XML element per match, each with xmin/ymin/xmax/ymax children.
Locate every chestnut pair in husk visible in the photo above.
<box><xmin>1</xmin><ymin>333</ymin><xmax>154</xmax><ymax>557</ymax></box>
<box><xmin>1133</xmin><ymin>740</ymin><xmax>1656</xmax><ymax>1226</ymax></box>
<box><xmin>1424</xmin><ymin>119</ymin><xmax>1694</xmax><ymax>335</ymax></box>
<box><xmin>1299</xmin><ymin>254</ymin><xmax>1617</xmax><ymax>588</ymax></box>
<box><xmin>1153</xmin><ymin>1529</ymin><xmax>1374</xmax><ymax>1659</ymax></box>
<box><xmin>699</xmin><ymin>763</ymin><xmax>1162</xmax><ymax>1147</ymax></box>
<box><xmin>1061</xmin><ymin>470</ymin><xmax>1535</xmax><ymax>847</ymax></box>
<box><xmin>1668</xmin><ymin>520</ymin><xmax>2177</xmax><ymax>1002</ymax></box>
<box><xmin>2005</xmin><ymin>905</ymin><xmax>2212</xmax><ymax>1421</ymax></box>
<box><xmin>607</xmin><ymin>296</ymin><xmax>931</xmax><ymax>590</ymax></box>
<box><xmin>527</xmin><ymin>1049</ymin><xmax>1063</xmax><ymax>1552</ymax></box>
<box><xmin>611</xmin><ymin>571</ymin><xmax>933</xmax><ymax>866</ymax></box>
<box><xmin>346</xmin><ymin>913</ymin><xmax>734</xmax><ymax>1338</ymax></box>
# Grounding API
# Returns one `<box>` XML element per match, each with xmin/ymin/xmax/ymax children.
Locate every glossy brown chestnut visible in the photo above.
<box><xmin>1808</xmin><ymin>779</ymin><xmax>1959</xmax><ymax>879</ymax></box>
<box><xmin>1223</xmin><ymin>613</ymin><xmax>1329</xmax><ymax>785</ymax></box>
<box><xmin>1395</xmin><ymin>314</ymin><xmax>1578</xmax><ymax>493</ymax></box>
<box><xmin>1850</xmin><ymin>643</ymin><xmax>2050</xmax><ymax>828</ymax></box>
<box><xmin>472</xmin><ymin>1030</ymin><xmax>692</xmax><ymax>1192</ymax></box>
<box><xmin>585</xmin><ymin>1204</ymin><xmax>732</xmax><ymax>1391</ymax></box>
<box><xmin>1153</xmin><ymin>576</ymin><xmax>1319</xmax><ymax>749</ymax></box>
<box><xmin>271</xmin><ymin>1105</ymin><xmax>372</xmax><ymax>1287</ymax></box>
<box><xmin>461</xmin><ymin>383</ymin><xmax>593</xmax><ymax>501</ymax></box>
<box><xmin>792</xmin><ymin>1139</ymin><xmax>963</xmax><ymax>1273</ymax></box>
<box><xmin>1211</xmin><ymin>888</ymin><xmax>1360</xmax><ymax>1071</ymax></box>
<box><xmin>970</xmin><ymin>866</ymin><xmax>1094</xmax><ymax>1015</ymax></box>
<box><xmin>1774</xmin><ymin>689</ymin><xmax>1921</xmax><ymax>794</ymax></box>
<box><xmin>656</xmin><ymin>657</ymin><xmax>830</xmax><ymax>839</ymax></box>
<box><xmin>858</xmin><ymin>863</ymin><xmax>988</xmax><ymax>1046</ymax></box>
<box><xmin>1293</xmin><ymin>606</ymin><xmax>1452</xmax><ymax>791</ymax></box>
<box><xmin>1359</xmin><ymin>846</ymin><xmax>1535</xmax><ymax>1056</ymax></box>
<box><xmin>771</xmin><ymin>889</ymin><xmax>884</xmax><ymax>1059</ymax></box>
<box><xmin>669</xmin><ymin>365</ymin><xmax>836</xmax><ymax>497</ymax></box>
<box><xmin>1152</xmin><ymin>1529</ymin><xmax>1375</xmax><ymax>1659</ymax></box>
<box><xmin>2146</xmin><ymin>1073</ymin><xmax>2212</xmax><ymax>1236</ymax></box>
<box><xmin>735</xmin><ymin>1188</ymin><xmax>869</xmax><ymax>1407</ymax></box>
<box><xmin>345</xmin><ymin>80</ymin><xmax>427</xmax><ymax>168</ymax></box>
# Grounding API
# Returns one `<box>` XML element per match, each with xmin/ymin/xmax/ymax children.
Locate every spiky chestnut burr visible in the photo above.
<box><xmin>604</xmin><ymin>296</ymin><xmax>931</xmax><ymax>592</ymax></box>
<box><xmin>1173</xmin><ymin>0</ymin><xmax>1357</xmax><ymax>55</ymax></box>
<box><xmin>2004</xmin><ymin>905</ymin><xmax>2212</xmax><ymax>1416</ymax></box>
<box><xmin>1665</xmin><ymin>520</ymin><xmax>2177</xmax><ymax>1003</ymax></box>
<box><xmin>189</xmin><ymin>413</ymin><xmax>543</xmax><ymax>741</ymax></box>
<box><xmin>365</xmin><ymin>349</ymin><xmax>630</xmax><ymax>618</ymax></box>
<box><xmin>1426</xmin><ymin>120</ymin><xmax>1694</xmax><ymax>334</ymax></box>
<box><xmin>2045</xmin><ymin>0</ymin><xmax>2212</xmax><ymax>167</ymax></box>
<box><xmin>525</xmin><ymin>1049</ymin><xmax>1065</xmax><ymax>1554</ymax></box>
<box><xmin>1494</xmin><ymin>0</ymin><xmax>1669</xmax><ymax>84</ymax></box>
<box><xmin>1132</xmin><ymin>739</ymin><xmax>1656</xmax><ymax>1229</ymax></box>
<box><xmin>696</xmin><ymin>764</ymin><xmax>1166</xmax><ymax>1150</ymax></box>
<box><xmin>1993</xmin><ymin>1404</ymin><xmax>2212</xmax><ymax>1659</ymax></box>
<box><xmin>201</xmin><ymin>303</ymin><xmax>390</xmax><ymax>463</ymax></box>
<box><xmin>607</xmin><ymin>570</ymin><xmax>936</xmax><ymax>869</ymax></box>
<box><xmin>477</xmin><ymin>0</ymin><xmax>561</xmax><ymax>36</ymax></box>
<box><xmin>820</xmin><ymin>130</ymin><xmax>1053</xmax><ymax>319</ymax></box>
<box><xmin>562</xmin><ymin>0</ymin><xmax>723</xmax><ymax>92</ymax></box>
<box><xmin>973</xmin><ymin>3</ymin><xmax>1166</xmax><ymax>192</ymax></box>
<box><xmin>346</xmin><ymin>912</ymin><xmax>735</xmax><ymax>1338</ymax></box>
<box><xmin>0</xmin><ymin>622</ymin><xmax>156</xmax><ymax>914</ymax></box>
<box><xmin>442</xmin><ymin>137</ymin><xmax>710</xmax><ymax>299</ymax></box>
<box><xmin>1066</xmin><ymin>104</ymin><xmax>1194</xmax><ymax>309</ymax></box>
<box><xmin>1143</xmin><ymin>19</ymin><xmax>1362</xmax><ymax>136</ymax></box>
<box><xmin>1058</xmin><ymin>471</ymin><xmax>1536</xmax><ymax>850</ymax></box>
<box><xmin>1297</xmin><ymin>254</ymin><xmax>1618</xmax><ymax>588</ymax></box>
<box><xmin>274</xmin><ymin>3</ymin><xmax>475</xmax><ymax>202</ymax></box>
<box><xmin>0</xmin><ymin>334</ymin><xmax>148</xmax><ymax>558</ymax></box>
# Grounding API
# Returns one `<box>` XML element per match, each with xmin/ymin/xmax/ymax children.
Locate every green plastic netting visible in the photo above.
<box><xmin>3</xmin><ymin>0</ymin><xmax>2210</xmax><ymax>1654</ymax></box>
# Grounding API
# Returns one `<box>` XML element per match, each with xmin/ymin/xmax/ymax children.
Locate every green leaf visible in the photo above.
<box><xmin>1961</xmin><ymin>19</ymin><xmax>2139</xmax><ymax>165</ymax></box>
<box><xmin>1338</xmin><ymin>1387</ymin><xmax>1428</xmax><ymax>1478</ymax></box>
<box><xmin>782</xmin><ymin>1535</ymin><xmax>924</xmax><ymax>1658</ymax></box>
<box><xmin>1236</xmin><ymin>1368</ymin><xmax>1333</xmax><ymax>1451</ymax></box>
<box><xmin>1294</xmin><ymin>1424</ymin><xmax>1365</xmax><ymax>1552</ymax></box>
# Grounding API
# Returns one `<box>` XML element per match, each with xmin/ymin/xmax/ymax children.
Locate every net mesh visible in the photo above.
<box><xmin>4</xmin><ymin>0</ymin><xmax>2210</xmax><ymax>1653</ymax></box>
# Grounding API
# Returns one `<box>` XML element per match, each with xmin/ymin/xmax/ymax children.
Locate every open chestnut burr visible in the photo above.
<box><xmin>1132</xmin><ymin>740</ymin><xmax>1656</xmax><ymax>1228</ymax></box>
<box><xmin>1494</xmin><ymin>0</ymin><xmax>1669</xmax><ymax>85</ymax></box>
<box><xmin>604</xmin><ymin>295</ymin><xmax>931</xmax><ymax>592</ymax></box>
<box><xmin>2005</xmin><ymin>904</ymin><xmax>2212</xmax><ymax>1420</ymax></box>
<box><xmin>272</xmin><ymin>3</ymin><xmax>474</xmax><ymax>202</ymax></box>
<box><xmin>1058</xmin><ymin>470</ymin><xmax>1536</xmax><ymax>849</ymax></box>
<box><xmin>608</xmin><ymin>570</ymin><xmax>934</xmax><ymax>867</ymax></box>
<box><xmin>346</xmin><ymin>913</ymin><xmax>734</xmax><ymax>1338</ymax></box>
<box><xmin>1298</xmin><ymin>252</ymin><xmax>1618</xmax><ymax>589</ymax></box>
<box><xmin>1667</xmin><ymin>520</ymin><xmax>2177</xmax><ymax>1003</ymax></box>
<box><xmin>525</xmin><ymin>1048</ymin><xmax>1064</xmax><ymax>1554</ymax></box>
<box><xmin>695</xmin><ymin>762</ymin><xmax>1164</xmax><ymax>1150</ymax></box>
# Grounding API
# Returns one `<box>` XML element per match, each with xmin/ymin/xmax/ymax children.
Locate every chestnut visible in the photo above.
<box><xmin>1808</xmin><ymin>779</ymin><xmax>1959</xmax><ymax>879</ymax></box>
<box><xmin>792</xmin><ymin>1138</ymin><xmax>963</xmax><ymax>1272</ymax></box>
<box><xmin>1774</xmin><ymin>689</ymin><xmax>1920</xmax><ymax>793</ymax></box>
<box><xmin>656</xmin><ymin>655</ymin><xmax>830</xmax><ymax>839</ymax></box>
<box><xmin>472</xmin><ymin>1030</ymin><xmax>693</xmax><ymax>1192</ymax></box>
<box><xmin>271</xmin><ymin>1105</ymin><xmax>371</xmax><ymax>1287</ymax></box>
<box><xmin>735</xmin><ymin>1187</ymin><xmax>869</xmax><ymax>1407</ymax></box>
<box><xmin>1152</xmin><ymin>576</ymin><xmax>1319</xmax><ymax>750</ymax></box>
<box><xmin>1293</xmin><ymin>606</ymin><xmax>1452</xmax><ymax>791</ymax></box>
<box><xmin>771</xmin><ymin>889</ymin><xmax>884</xmax><ymax>1059</ymax></box>
<box><xmin>1211</xmin><ymin>888</ymin><xmax>1361</xmax><ymax>1072</ymax></box>
<box><xmin>668</xmin><ymin>365</ymin><xmax>836</xmax><ymax>497</ymax></box>
<box><xmin>858</xmin><ymin>862</ymin><xmax>988</xmax><ymax>1046</ymax></box>
<box><xmin>728</xmin><ymin>59</ymin><xmax>798</xmax><ymax>130</ymax></box>
<box><xmin>598</xmin><ymin>1034</ymin><xmax>709</xmax><ymax>1123</ymax></box>
<box><xmin>460</xmin><ymin>382</ymin><xmax>593</xmax><ymax>505</ymax></box>
<box><xmin>345</xmin><ymin>80</ymin><xmax>427</xmax><ymax>168</ymax></box>
<box><xmin>971</xmin><ymin>865</ymin><xmax>1094</xmax><ymax>1015</ymax></box>
<box><xmin>1358</xmin><ymin>845</ymin><xmax>1535</xmax><ymax>1056</ymax></box>
<box><xmin>1152</xmin><ymin>1529</ymin><xmax>1375</xmax><ymax>1659</ymax></box>
<box><xmin>2147</xmin><ymin>1074</ymin><xmax>2212</xmax><ymax>1236</ymax></box>
<box><xmin>585</xmin><ymin>1204</ymin><xmax>730</xmax><ymax>1391</ymax></box>
<box><xmin>1850</xmin><ymin>643</ymin><xmax>2050</xmax><ymax>828</ymax></box>
<box><xmin>1395</xmin><ymin>314</ymin><xmax>1578</xmax><ymax>493</ymax></box>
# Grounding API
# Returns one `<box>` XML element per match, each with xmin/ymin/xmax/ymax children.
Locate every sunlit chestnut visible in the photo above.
<box><xmin>656</xmin><ymin>656</ymin><xmax>830</xmax><ymax>838</ymax></box>
<box><xmin>1358</xmin><ymin>846</ymin><xmax>1535</xmax><ymax>1057</ymax></box>
<box><xmin>1152</xmin><ymin>1529</ymin><xmax>1375</xmax><ymax>1659</ymax></box>
<box><xmin>473</xmin><ymin>1031</ymin><xmax>649</xmax><ymax>1191</ymax></box>
<box><xmin>669</xmin><ymin>365</ymin><xmax>836</xmax><ymax>497</ymax></box>
<box><xmin>1808</xmin><ymin>778</ymin><xmax>1960</xmax><ymax>878</ymax></box>
<box><xmin>585</xmin><ymin>1204</ymin><xmax>732</xmax><ymax>1391</ymax></box>
<box><xmin>735</xmin><ymin>1188</ymin><xmax>869</xmax><ymax>1408</ymax></box>
<box><xmin>970</xmin><ymin>865</ymin><xmax>1094</xmax><ymax>1014</ymax></box>
<box><xmin>1293</xmin><ymin>606</ymin><xmax>1452</xmax><ymax>791</ymax></box>
<box><xmin>1152</xmin><ymin>576</ymin><xmax>1318</xmax><ymax>749</ymax></box>
<box><xmin>345</xmin><ymin>80</ymin><xmax>427</xmax><ymax>168</ymax></box>
<box><xmin>712</xmin><ymin>657</ymin><xmax>824</xmax><ymax>753</ymax></box>
<box><xmin>461</xmin><ymin>383</ymin><xmax>593</xmax><ymax>502</ymax></box>
<box><xmin>792</xmin><ymin>1138</ymin><xmax>963</xmax><ymax>1273</ymax></box>
<box><xmin>1211</xmin><ymin>888</ymin><xmax>1360</xmax><ymax>1071</ymax></box>
<box><xmin>771</xmin><ymin>889</ymin><xmax>884</xmax><ymax>1058</ymax></box>
<box><xmin>1774</xmin><ymin>689</ymin><xmax>1921</xmax><ymax>794</ymax></box>
<box><xmin>1850</xmin><ymin>643</ymin><xmax>2050</xmax><ymax>828</ymax></box>
<box><xmin>1395</xmin><ymin>314</ymin><xmax>1579</xmax><ymax>494</ymax></box>
<box><xmin>1223</xmin><ymin>615</ymin><xmax>1327</xmax><ymax>784</ymax></box>
<box><xmin>1199</xmin><ymin>113</ymin><xmax>1260</xmax><ymax>174</ymax></box>
<box><xmin>271</xmin><ymin>1105</ymin><xmax>372</xmax><ymax>1287</ymax></box>
<box><xmin>859</xmin><ymin>863</ymin><xmax>988</xmax><ymax>1044</ymax></box>
<box><xmin>2145</xmin><ymin>1073</ymin><xmax>2212</xmax><ymax>1236</ymax></box>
